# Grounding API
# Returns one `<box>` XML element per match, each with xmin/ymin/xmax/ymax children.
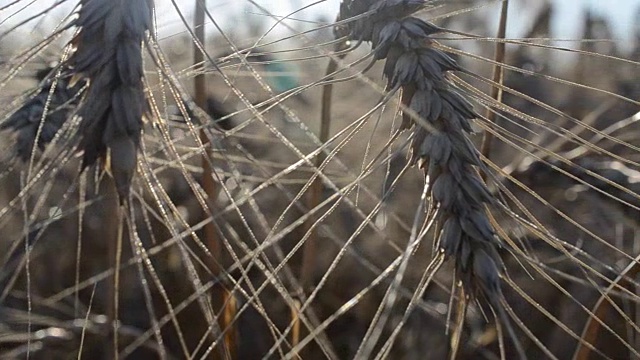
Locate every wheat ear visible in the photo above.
<box><xmin>68</xmin><ymin>0</ymin><xmax>154</xmax><ymax>203</ymax></box>
<box><xmin>338</xmin><ymin>0</ymin><xmax>524</xmax><ymax>356</ymax></box>
<box><xmin>1</xmin><ymin>69</ymin><xmax>84</xmax><ymax>162</ymax></box>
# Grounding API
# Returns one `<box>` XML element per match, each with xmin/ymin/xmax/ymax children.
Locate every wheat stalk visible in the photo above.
<box><xmin>336</xmin><ymin>0</ymin><xmax>524</xmax><ymax>357</ymax></box>
<box><xmin>66</xmin><ymin>0</ymin><xmax>153</xmax><ymax>357</ymax></box>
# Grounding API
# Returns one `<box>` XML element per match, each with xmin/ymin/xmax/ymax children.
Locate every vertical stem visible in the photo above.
<box><xmin>448</xmin><ymin>286</ymin><xmax>467</xmax><ymax>360</ymax></box>
<box><xmin>299</xmin><ymin>61</ymin><xmax>333</xmax><ymax>290</ymax></box>
<box><xmin>105</xmin><ymin>176</ymin><xmax>122</xmax><ymax>360</ymax></box>
<box><xmin>296</xmin><ymin>44</ymin><xmax>347</xmax><ymax>354</ymax></box>
<box><xmin>290</xmin><ymin>298</ymin><xmax>302</xmax><ymax>359</ymax></box>
<box><xmin>194</xmin><ymin>0</ymin><xmax>217</xmax><ymax>266</ymax></box>
<box><xmin>300</xmin><ymin>47</ymin><xmax>346</xmax><ymax>292</ymax></box>
<box><xmin>193</xmin><ymin>1</ymin><xmax>236</xmax><ymax>358</ymax></box>
<box><xmin>480</xmin><ymin>0</ymin><xmax>510</xmax><ymax>163</ymax></box>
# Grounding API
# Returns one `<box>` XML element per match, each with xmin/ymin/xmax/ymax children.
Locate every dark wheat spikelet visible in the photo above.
<box><xmin>338</xmin><ymin>0</ymin><xmax>518</xmax><ymax>352</ymax></box>
<box><xmin>67</xmin><ymin>0</ymin><xmax>154</xmax><ymax>202</ymax></box>
<box><xmin>1</xmin><ymin>70</ymin><xmax>84</xmax><ymax>161</ymax></box>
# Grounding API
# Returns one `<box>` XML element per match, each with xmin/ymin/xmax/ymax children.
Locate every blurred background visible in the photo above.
<box><xmin>1</xmin><ymin>0</ymin><xmax>640</xmax><ymax>359</ymax></box>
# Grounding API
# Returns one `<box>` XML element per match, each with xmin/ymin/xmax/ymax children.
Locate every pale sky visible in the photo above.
<box><xmin>2</xmin><ymin>0</ymin><xmax>639</xmax><ymax>52</ymax></box>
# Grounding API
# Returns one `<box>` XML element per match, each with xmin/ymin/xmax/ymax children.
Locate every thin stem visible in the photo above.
<box><xmin>105</xmin><ymin>176</ymin><xmax>120</xmax><ymax>360</ymax></box>
<box><xmin>448</xmin><ymin>286</ymin><xmax>466</xmax><ymax>360</ymax></box>
<box><xmin>296</xmin><ymin>41</ymin><xmax>348</xmax><ymax>355</ymax></box>
<box><xmin>480</xmin><ymin>0</ymin><xmax>510</xmax><ymax>163</ymax></box>
<box><xmin>194</xmin><ymin>3</ymin><xmax>217</xmax><ymax>262</ymax></box>
<box><xmin>193</xmin><ymin>0</ymin><xmax>235</xmax><ymax>358</ymax></box>
<box><xmin>300</xmin><ymin>46</ymin><xmax>344</xmax><ymax>291</ymax></box>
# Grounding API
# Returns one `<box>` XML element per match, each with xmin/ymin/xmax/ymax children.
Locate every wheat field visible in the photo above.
<box><xmin>1</xmin><ymin>0</ymin><xmax>640</xmax><ymax>359</ymax></box>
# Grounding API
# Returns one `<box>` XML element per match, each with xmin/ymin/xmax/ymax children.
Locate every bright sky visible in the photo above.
<box><xmin>555</xmin><ymin>0</ymin><xmax>638</xmax><ymax>51</ymax></box>
<box><xmin>2</xmin><ymin>0</ymin><xmax>639</xmax><ymax>51</ymax></box>
<box><xmin>177</xmin><ymin>0</ymin><xmax>640</xmax><ymax>52</ymax></box>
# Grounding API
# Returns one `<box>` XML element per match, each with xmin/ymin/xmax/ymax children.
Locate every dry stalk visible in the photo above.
<box><xmin>480</xmin><ymin>0</ymin><xmax>509</xmax><ymax>162</ymax></box>
<box><xmin>294</xmin><ymin>38</ymin><xmax>350</xmax><ymax>355</ymax></box>
<box><xmin>104</xmin><ymin>179</ymin><xmax>125</xmax><ymax>359</ymax></box>
<box><xmin>65</xmin><ymin>0</ymin><xmax>153</xmax><ymax>357</ymax></box>
<box><xmin>193</xmin><ymin>0</ymin><xmax>236</xmax><ymax>358</ymax></box>
<box><xmin>337</xmin><ymin>0</ymin><xmax>523</xmax><ymax>356</ymax></box>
